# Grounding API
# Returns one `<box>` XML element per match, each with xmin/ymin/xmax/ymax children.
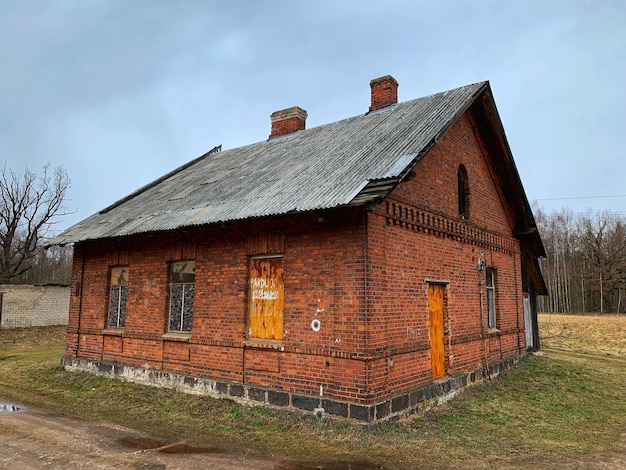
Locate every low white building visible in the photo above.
<box><xmin>0</xmin><ymin>285</ymin><xmax>70</xmax><ymax>329</ymax></box>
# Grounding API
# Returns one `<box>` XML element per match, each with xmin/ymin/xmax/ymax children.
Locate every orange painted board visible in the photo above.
<box><xmin>248</xmin><ymin>257</ymin><xmax>284</xmax><ymax>340</ymax></box>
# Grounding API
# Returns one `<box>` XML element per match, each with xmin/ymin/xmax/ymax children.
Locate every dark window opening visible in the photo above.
<box><xmin>458</xmin><ymin>164</ymin><xmax>470</xmax><ymax>219</ymax></box>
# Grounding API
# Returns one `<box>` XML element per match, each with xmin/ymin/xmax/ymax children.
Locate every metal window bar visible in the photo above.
<box><xmin>179</xmin><ymin>284</ymin><xmax>186</xmax><ymax>331</ymax></box>
<box><xmin>115</xmin><ymin>286</ymin><xmax>121</xmax><ymax>327</ymax></box>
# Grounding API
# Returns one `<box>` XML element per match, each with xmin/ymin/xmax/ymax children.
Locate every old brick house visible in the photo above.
<box><xmin>51</xmin><ymin>76</ymin><xmax>546</xmax><ymax>423</ymax></box>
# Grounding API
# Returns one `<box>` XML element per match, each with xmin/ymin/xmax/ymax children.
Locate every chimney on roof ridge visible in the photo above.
<box><xmin>369</xmin><ymin>75</ymin><xmax>398</xmax><ymax>112</ymax></box>
<box><xmin>269</xmin><ymin>106</ymin><xmax>308</xmax><ymax>139</ymax></box>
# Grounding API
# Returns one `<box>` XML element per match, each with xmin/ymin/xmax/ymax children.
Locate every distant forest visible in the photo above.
<box><xmin>536</xmin><ymin>208</ymin><xmax>626</xmax><ymax>314</ymax></box>
<box><xmin>12</xmin><ymin>245</ymin><xmax>73</xmax><ymax>286</ymax></box>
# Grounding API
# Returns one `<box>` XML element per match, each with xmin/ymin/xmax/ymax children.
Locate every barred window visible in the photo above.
<box><xmin>107</xmin><ymin>266</ymin><xmax>128</xmax><ymax>328</ymax></box>
<box><xmin>168</xmin><ymin>261</ymin><xmax>195</xmax><ymax>333</ymax></box>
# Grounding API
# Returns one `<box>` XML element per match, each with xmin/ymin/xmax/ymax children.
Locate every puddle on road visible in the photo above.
<box><xmin>119</xmin><ymin>437</ymin><xmax>218</xmax><ymax>454</ymax></box>
<box><xmin>277</xmin><ymin>462</ymin><xmax>381</xmax><ymax>470</ymax></box>
<box><xmin>160</xmin><ymin>443</ymin><xmax>217</xmax><ymax>454</ymax></box>
<box><xmin>119</xmin><ymin>437</ymin><xmax>380</xmax><ymax>467</ymax></box>
<box><xmin>0</xmin><ymin>403</ymin><xmax>23</xmax><ymax>413</ymax></box>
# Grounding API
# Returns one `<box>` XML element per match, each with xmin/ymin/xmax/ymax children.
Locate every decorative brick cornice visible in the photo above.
<box><xmin>383</xmin><ymin>201</ymin><xmax>516</xmax><ymax>254</ymax></box>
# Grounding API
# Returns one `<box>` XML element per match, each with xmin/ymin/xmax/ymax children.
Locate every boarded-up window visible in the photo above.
<box><xmin>107</xmin><ymin>266</ymin><xmax>128</xmax><ymax>328</ymax></box>
<box><xmin>169</xmin><ymin>261</ymin><xmax>195</xmax><ymax>333</ymax></box>
<box><xmin>248</xmin><ymin>256</ymin><xmax>284</xmax><ymax>340</ymax></box>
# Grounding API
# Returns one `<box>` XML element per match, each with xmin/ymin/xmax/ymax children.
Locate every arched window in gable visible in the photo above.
<box><xmin>458</xmin><ymin>164</ymin><xmax>470</xmax><ymax>219</ymax></box>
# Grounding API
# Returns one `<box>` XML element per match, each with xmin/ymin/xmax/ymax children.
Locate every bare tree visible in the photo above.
<box><xmin>537</xmin><ymin>206</ymin><xmax>626</xmax><ymax>314</ymax></box>
<box><xmin>0</xmin><ymin>163</ymin><xmax>71</xmax><ymax>284</ymax></box>
<box><xmin>578</xmin><ymin>211</ymin><xmax>626</xmax><ymax>313</ymax></box>
<box><xmin>535</xmin><ymin>207</ymin><xmax>579</xmax><ymax>313</ymax></box>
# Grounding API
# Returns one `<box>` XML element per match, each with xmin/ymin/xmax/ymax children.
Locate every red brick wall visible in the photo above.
<box><xmin>65</xmin><ymin>108</ymin><xmax>527</xmax><ymax>406</ymax></box>
<box><xmin>364</xmin><ymin>109</ymin><xmax>525</xmax><ymax>400</ymax></box>
<box><xmin>66</xmin><ymin>209</ymin><xmax>370</xmax><ymax>402</ymax></box>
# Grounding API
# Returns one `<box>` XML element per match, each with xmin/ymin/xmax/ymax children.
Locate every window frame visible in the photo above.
<box><xmin>168</xmin><ymin>260</ymin><xmax>196</xmax><ymax>333</ymax></box>
<box><xmin>107</xmin><ymin>266</ymin><xmax>128</xmax><ymax>329</ymax></box>
<box><xmin>486</xmin><ymin>267</ymin><xmax>497</xmax><ymax>330</ymax></box>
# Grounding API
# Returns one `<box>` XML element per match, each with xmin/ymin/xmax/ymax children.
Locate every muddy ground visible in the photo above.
<box><xmin>2</xmin><ymin>392</ymin><xmax>624</xmax><ymax>470</ymax></box>
<box><xmin>0</xmin><ymin>406</ymin><xmax>374</xmax><ymax>469</ymax></box>
<box><xmin>3</xmin><ymin>392</ymin><xmax>626</xmax><ymax>470</ymax></box>
<box><xmin>0</xmin><ymin>405</ymin><xmax>279</xmax><ymax>470</ymax></box>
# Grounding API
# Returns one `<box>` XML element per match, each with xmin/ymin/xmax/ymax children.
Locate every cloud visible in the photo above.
<box><xmin>2</xmin><ymin>0</ymin><xmax>625</xmax><ymax>229</ymax></box>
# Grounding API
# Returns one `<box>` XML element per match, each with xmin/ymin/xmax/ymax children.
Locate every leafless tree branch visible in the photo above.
<box><xmin>0</xmin><ymin>163</ymin><xmax>72</xmax><ymax>284</ymax></box>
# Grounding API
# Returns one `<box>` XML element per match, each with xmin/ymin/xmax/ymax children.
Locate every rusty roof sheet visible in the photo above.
<box><xmin>50</xmin><ymin>82</ymin><xmax>489</xmax><ymax>245</ymax></box>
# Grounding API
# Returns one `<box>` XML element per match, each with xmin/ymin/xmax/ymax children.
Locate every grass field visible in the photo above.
<box><xmin>1</xmin><ymin>318</ymin><xmax>625</xmax><ymax>469</ymax></box>
<box><xmin>538</xmin><ymin>312</ymin><xmax>626</xmax><ymax>357</ymax></box>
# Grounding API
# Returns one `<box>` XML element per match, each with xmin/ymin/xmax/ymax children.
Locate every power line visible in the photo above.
<box><xmin>543</xmin><ymin>211</ymin><xmax>626</xmax><ymax>217</ymax></box>
<box><xmin>539</xmin><ymin>210</ymin><xmax>626</xmax><ymax>220</ymax></box>
<box><xmin>534</xmin><ymin>194</ymin><xmax>626</xmax><ymax>202</ymax></box>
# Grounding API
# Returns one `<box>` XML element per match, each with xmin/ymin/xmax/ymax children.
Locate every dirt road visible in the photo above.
<box><xmin>0</xmin><ymin>405</ymin><xmax>278</xmax><ymax>470</ymax></box>
<box><xmin>2</xmin><ymin>396</ymin><xmax>625</xmax><ymax>470</ymax></box>
<box><xmin>3</xmin><ymin>348</ymin><xmax>626</xmax><ymax>470</ymax></box>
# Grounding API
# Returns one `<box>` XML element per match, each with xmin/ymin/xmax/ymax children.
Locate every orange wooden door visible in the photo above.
<box><xmin>428</xmin><ymin>284</ymin><xmax>445</xmax><ymax>379</ymax></box>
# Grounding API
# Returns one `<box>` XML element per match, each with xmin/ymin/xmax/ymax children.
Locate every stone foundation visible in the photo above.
<box><xmin>61</xmin><ymin>355</ymin><xmax>520</xmax><ymax>424</ymax></box>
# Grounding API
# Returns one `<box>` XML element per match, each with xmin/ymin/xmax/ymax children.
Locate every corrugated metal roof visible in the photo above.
<box><xmin>50</xmin><ymin>81</ymin><xmax>488</xmax><ymax>245</ymax></box>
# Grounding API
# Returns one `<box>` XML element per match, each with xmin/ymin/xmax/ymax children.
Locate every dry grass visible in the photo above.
<box><xmin>538</xmin><ymin>313</ymin><xmax>626</xmax><ymax>357</ymax></box>
<box><xmin>1</xmin><ymin>319</ymin><xmax>625</xmax><ymax>469</ymax></box>
<box><xmin>0</xmin><ymin>325</ymin><xmax>66</xmax><ymax>350</ymax></box>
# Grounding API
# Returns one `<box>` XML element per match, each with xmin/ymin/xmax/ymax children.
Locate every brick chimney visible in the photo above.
<box><xmin>369</xmin><ymin>75</ymin><xmax>399</xmax><ymax>112</ymax></box>
<box><xmin>269</xmin><ymin>106</ymin><xmax>308</xmax><ymax>139</ymax></box>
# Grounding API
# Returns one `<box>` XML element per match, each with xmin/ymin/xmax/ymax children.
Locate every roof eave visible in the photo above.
<box><xmin>471</xmin><ymin>85</ymin><xmax>546</xmax><ymax>256</ymax></box>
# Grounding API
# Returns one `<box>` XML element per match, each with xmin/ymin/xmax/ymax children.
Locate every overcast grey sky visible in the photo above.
<box><xmin>2</xmin><ymin>0</ymin><xmax>625</xmax><ymax>232</ymax></box>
